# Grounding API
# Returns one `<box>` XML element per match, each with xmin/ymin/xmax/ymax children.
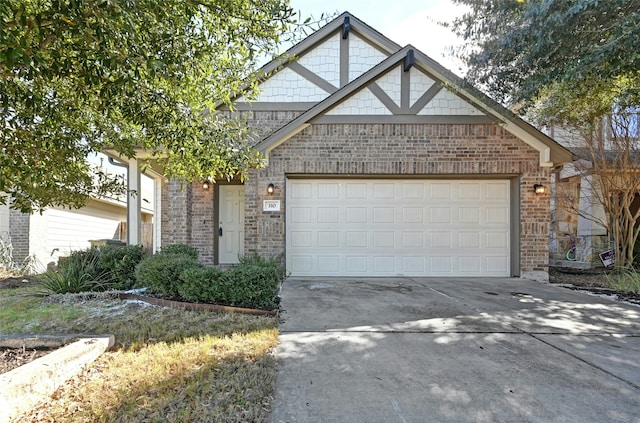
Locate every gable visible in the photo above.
<box><xmin>322</xmin><ymin>64</ymin><xmax>486</xmax><ymax>119</ymax></box>
<box><xmin>256</xmin><ymin>44</ymin><xmax>572</xmax><ymax>166</ymax></box>
<box><xmin>232</xmin><ymin>13</ymin><xmax>400</xmax><ymax>110</ymax></box>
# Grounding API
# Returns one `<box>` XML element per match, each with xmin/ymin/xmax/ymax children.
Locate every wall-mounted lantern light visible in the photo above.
<box><xmin>267</xmin><ymin>183</ymin><xmax>275</xmax><ymax>195</ymax></box>
<box><xmin>202</xmin><ymin>180</ymin><xmax>210</xmax><ymax>190</ymax></box>
<box><xmin>533</xmin><ymin>184</ymin><xmax>545</xmax><ymax>195</ymax></box>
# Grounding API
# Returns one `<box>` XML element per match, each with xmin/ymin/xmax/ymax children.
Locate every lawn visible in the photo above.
<box><xmin>0</xmin><ymin>281</ymin><xmax>279</xmax><ymax>422</ymax></box>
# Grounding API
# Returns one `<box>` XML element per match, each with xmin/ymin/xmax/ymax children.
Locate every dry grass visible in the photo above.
<box><xmin>1</xmin><ymin>283</ymin><xmax>279</xmax><ymax>422</ymax></box>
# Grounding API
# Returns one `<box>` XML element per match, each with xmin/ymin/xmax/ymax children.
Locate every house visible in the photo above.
<box><xmin>547</xmin><ymin>111</ymin><xmax>640</xmax><ymax>268</ymax></box>
<box><xmin>154</xmin><ymin>12</ymin><xmax>572</xmax><ymax>281</ymax></box>
<box><xmin>1</xmin><ymin>156</ymin><xmax>156</xmax><ymax>272</ymax></box>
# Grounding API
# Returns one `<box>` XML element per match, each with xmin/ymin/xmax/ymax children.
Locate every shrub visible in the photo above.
<box><xmin>134</xmin><ymin>250</ymin><xmax>284</xmax><ymax>310</ymax></box>
<box><xmin>176</xmin><ymin>264</ymin><xmax>280</xmax><ymax>309</ymax></box>
<box><xmin>177</xmin><ymin>266</ymin><xmax>225</xmax><ymax>303</ymax></box>
<box><xmin>220</xmin><ymin>264</ymin><xmax>281</xmax><ymax>309</ymax></box>
<box><xmin>160</xmin><ymin>244</ymin><xmax>199</xmax><ymax>260</ymax></box>
<box><xmin>39</xmin><ymin>249</ymin><xmax>110</xmax><ymax>294</ymax></box>
<box><xmin>238</xmin><ymin>253</ymin><xmax>287</xmax><ymax>282</ymax></box>
<box><xmin>135</xmin><ymin>253</ymin><xmax>202</xmax><ymax>299</ymax></box>
<box><xmin>97</xmin><ymin>245</ymin><xmax>145</xmax><ymax>290</ymax></box>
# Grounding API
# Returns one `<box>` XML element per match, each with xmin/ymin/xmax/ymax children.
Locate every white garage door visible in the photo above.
<box><xmin>286</xmin><ymin>179</ymin><xmax>511</xmax><ymax>277</ymax></box>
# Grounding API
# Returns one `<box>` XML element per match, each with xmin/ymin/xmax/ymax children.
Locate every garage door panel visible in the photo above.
<box><xmin>403</xmin><ymin>183</ymin><xmax>424</xmax><ymax>199</ymax></box>
<box><xmin>318</xmin><ymin>231</ymin><xmax>339</xmax><ymax>248</ymax></box>
<box><xmin>430</xmin><ymin>207</ymin><xmax>451</xmax><ymax>223</ymax></box>
<box><xmin>459</xmin><ymin>232</ymin><xmax>481</xmax><ymax>249</ymax></box>
<box><xmin>286</xmin><ymin>179</ymin><xmax>510</xmax><ymax>277</ymax></box>
<box><xmin>459</xmin><ymin>207</ymin><xmax>481</xmax><ymax>224</ymax></box>
<box><xmin>374</xmin><ymin>231</ymin><xmax>395</xmax><ymax>248</ymax></box>
<box><xmin>486</xmin><ymin>207</ymin><xmax>508</xmax><ymax>224</ymax></box>
<box><xmin>459</xmin><ymin>183</ymin><xmax>482</xmax><ymax>199</ymax></box>
<box><xmin>459</xmin><ymin>256</ymin><xmax>482</xmax><ymax>273</ymax></box>
<box><xmin>346</xmin><ymin>256</ymin><xmax>367</xmax><ymax>272</ymax></box>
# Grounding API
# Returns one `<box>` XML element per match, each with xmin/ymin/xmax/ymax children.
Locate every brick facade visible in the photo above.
<box><xmin>160</xmin><ymin>122</ymin><xmax>552</xmax><ymax>278</ymax></box>
<box><xmin>8</xmin><ymin>209</ymin><xmax>30</xmax><ymax>263</ymax></box>
<box><xmin>246</xmin><ymin>123</ymin><xmax>552</xmax><ymax>278</ymax></box>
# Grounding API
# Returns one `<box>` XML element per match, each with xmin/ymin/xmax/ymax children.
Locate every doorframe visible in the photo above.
<box><xmin>213</xmin><ymin>181</ymin><xmax>245</xmax><ymax>265</ymax></box>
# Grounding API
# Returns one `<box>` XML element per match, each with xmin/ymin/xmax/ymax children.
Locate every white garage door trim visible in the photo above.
<box><xmin>286</xmin><ymin>178</ymin><xmax>511</xmax><ymax>277</ymax></box>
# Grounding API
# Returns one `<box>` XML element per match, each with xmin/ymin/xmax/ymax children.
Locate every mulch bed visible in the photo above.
<box><xmin>549</xmin><ymin>267</ymin><xmax>640</xmax><ymax>305</ymax></box>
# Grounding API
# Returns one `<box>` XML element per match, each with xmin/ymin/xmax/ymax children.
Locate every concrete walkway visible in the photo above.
<box><xmin>271</xmin><ymin>277</ymin><xmax>640</xmax><ymax>423</ymax></box>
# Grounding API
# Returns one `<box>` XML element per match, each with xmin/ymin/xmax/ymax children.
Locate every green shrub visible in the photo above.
<box><xmin>39</xmin><ymin>249</ymin><xmax>110</xmax><ymax>294</ymax></box>
<box><xmin>135</xmin><ymin>253</ymin><xmax>202</xmax><ymax>299</ymax></box>
<box><xmin>605</xmin><ymin>267</ymin><xmax>640</xmax><ymax>294</ymax></box>
<box><xmin>177</xmin><ymin>266</ymin><xmax>225</xmax><ymax>303</ymax></box>
<box><xmin>176</xmin><ymin>264</ymin><xmax>280</xmax><ymax>309</ymax></box>
<box><xmin>238</xmin><ymin>253</ymin><xmax>287</xmax><ymax>281</ymax></box>
<box><xmin>220</xmin><ymin>265</ymin><xmax>281</xmax><ymax>309</ymax></box>
<box><xmin>134</xmin><ymin>250</ymin><xmax>283</xmax><ymax>310</ymax></box>
<box><xmin>97</xmin><ymin>245</ymin><xmax>145</xmax><ymax>290</ymax></box>
<box><xmin>160</xmin><ymin>244</ymin><xmax>199</xmax><ymax>260</ymax></box>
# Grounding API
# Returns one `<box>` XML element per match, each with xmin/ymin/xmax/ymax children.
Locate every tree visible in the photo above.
<box><xmin>1</xmin><ymin>0</ymin><xmax>295</xmax><ymax>213</ymax></box>
<box><xmin>452</xmin><ymin>0</ymin><xmax>640</xmax><ymax>267</ymax></box>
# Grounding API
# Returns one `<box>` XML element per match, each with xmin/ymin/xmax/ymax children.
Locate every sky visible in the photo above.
<box><xmin>288</xmin><ymin>0</ymin><xmax>468</xmax><ymax>75</ymax></box>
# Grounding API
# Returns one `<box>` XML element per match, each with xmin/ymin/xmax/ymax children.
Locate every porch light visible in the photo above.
<box><xmin>533</xmin><ymin>184</ymin><xmax>545</xmax><ymax>195</ymax></box>
<box><xmin>202</xmin><ymin>180</ymin><xmax>210</xmax><ymax>190</ymax></box>
<box><xmin>267</xmin><ymin>183</ymin><xmax>275</xmax><ymax>195</ymax></box>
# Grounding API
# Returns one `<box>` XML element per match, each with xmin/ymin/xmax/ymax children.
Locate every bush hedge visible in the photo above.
<box><xmin>134</xmin><ymin>248</ymin><xmax>284</xmax><ymax>310</ymax></box>
<box><xmin>134</xmin><ymin>252</ymin><xmax>200</xmax><ymax>299</ymax></box>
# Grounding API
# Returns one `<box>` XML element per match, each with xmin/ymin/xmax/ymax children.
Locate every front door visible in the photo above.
<box><xmin>218</xmin><ymin>185</ymin><xmax>245</xmax><ymax>264</ymax></box>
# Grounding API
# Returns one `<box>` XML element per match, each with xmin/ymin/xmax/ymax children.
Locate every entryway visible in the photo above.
<box><xmin>218</xmin><ymin>185</ymin><xmax>244</xmax><ymax>264</ymax></box>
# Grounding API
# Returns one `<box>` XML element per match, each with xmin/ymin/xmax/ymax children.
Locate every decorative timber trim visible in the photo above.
<box><xmin>368</xmin><ymin>82</ymin><xmax>401</xmax><ymax>114</ymax></box>
<box><xmin>287</xmin><ymin>62</ymin><xmax>338</xmax><ymax>94</ymax></box>
<box><xmin>409</xmin><ymin>82</ymin><xmax>443</xmax><ymax>114</ymax></box>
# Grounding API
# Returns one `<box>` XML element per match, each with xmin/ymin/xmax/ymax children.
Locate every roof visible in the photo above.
<box><xmin>245</xmin><ymin>13</ymin><xmax>574</xmax><ymax>167</ymax></box>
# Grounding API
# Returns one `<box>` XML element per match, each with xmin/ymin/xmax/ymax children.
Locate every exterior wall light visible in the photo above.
<box><xmin>202</xmin><ymin>178</ymin><xmax>211</xmax><ymax>190</ymax></box>
<box><xmin>267</xmin><ymin>183</ymin><xmax>275</xmax><ymax>195</ymax></box>
<box><xmin>533</xmin><ymin>184</ymin><xmax>545</xmax><ymax>195</ymax></box>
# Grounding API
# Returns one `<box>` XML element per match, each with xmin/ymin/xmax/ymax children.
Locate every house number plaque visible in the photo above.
<box><xmin>263</xmin><ymin>200</ymin><xmax>281</xmax><ymax>212</ymax></box>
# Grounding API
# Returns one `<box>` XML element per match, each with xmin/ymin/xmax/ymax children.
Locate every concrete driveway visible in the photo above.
<box><xmin>270</xmin><ymin>277</ymin><xmax>640</xmax><ymax>423</ymax></box>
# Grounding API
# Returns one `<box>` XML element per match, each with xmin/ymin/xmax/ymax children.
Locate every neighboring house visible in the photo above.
<box><xmin>547</xmin><ymin>111</ymin><xmax>640</xmax><ymax>268</ymax></box>
<box><xmin>158</xmin><ymin>12</ymin><xmax>571</xmax><ymax>281</ymax></box>
<box><xmin>1</xmin><ymin>157</ymin><xmax>155</xmax><ymax>272</ymax></box>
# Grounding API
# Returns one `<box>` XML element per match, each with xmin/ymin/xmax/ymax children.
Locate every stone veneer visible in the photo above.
<box><xmin>161</xmin><ymin>121</ymin><xmax>552</xmax><ymax>279</ymax></box>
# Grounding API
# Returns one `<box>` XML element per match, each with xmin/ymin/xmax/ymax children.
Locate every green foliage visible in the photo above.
<box><xmin>177</xmin><ymin>266</ymin><xmax>226</xmax><ymax>303</ymax></box>
<box><xmin>135</xmin><ymin>253</ymin><xmax>202</xmax><ymax>299</ymax></box>
<box><xmin>37</xmin><ymin>245</ymin><xmax>145</xmax><ymax>294</ymax></box>
<box><xmin>38</xmin><ymin>249</ymin><xmax>110</xmax><ymax>294</ymax></box>
<box><xmin>176</xmin><ymin>263</ymin><xmax>281</xmax><ymax>309</ymax></box>
<box><xmin>218</xmin><ymin>265</ymin><xmax>281</xmax><ymax>309</ymax></box>
<box><xmin>238</xmin><ymin>253</ymin><xmax>288</xmax><ymax>282</ymax></box>
<box><xmin>161</xmin><ymin>244</ymin><xmax>199</xmax><ymax>260</ymax></box>
<box><xmin>0</xmin><ymin>0</ymin><xmax>296</xmax><ymax>213</ymax></box>
<box><xmin>605</xmin><ymin>268</ymin><xmax>640</xmax><ymax>294</ymax></box>
<box><xmin>135</xmin><ymin>251</ymin><xmax>283</xmax><ymax>309</ymax></box>
<box><xmin>452</xmin><ymin>0</ymin><xmax>640</xmax><ymax>111</ymax></box>
<box><xmin>97</xmin><ymin>245</ymin><xmax>145</xmax><ymax>290</ymax></box>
